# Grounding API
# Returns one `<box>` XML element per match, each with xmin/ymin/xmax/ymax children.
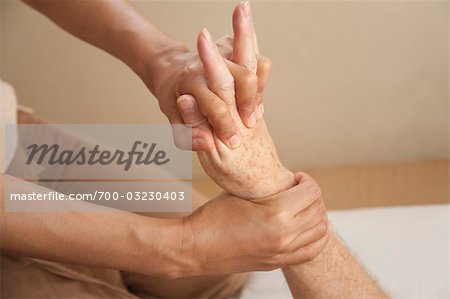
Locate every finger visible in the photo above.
<box><xmin>256</xmin><ymin>55</ymin><xmax>272</xmax><ymax>94</ymax></box>
<box><xmin>253</xmin><ymin>29</ymin><xmax>260</xmax><ymax>55</ymax></box>
<box><xmin>283</xmin><ymin>219</ymin><xmax>329</xmax><ymax>254</ymax></box>
<box><xmin>177</xmin><ymin>95</ymin><xmax>214</xmax><ymax>152</ymax></box>
<box><xmin>292</xmin><ymin>197</ymin><xmax>327</xmax><ymax>233</ymax></box>
<box><xmin>250</xmin><ymin>55</ymin><xmax>273</xmax><ymax>121</ymax></box>
<box><xmin>177</xmin><ymin>94</ymin><xmax>209</xmax><ymax>128</ymax></box>
<box><xmin>225</xmin><ymin>60</ymin><xmax>258</xmax><ymax>127</ymax></box>
<box><xmin>171</xmin><ymin>123</ymin><xmax>190</xmax><ymax>150</ymax></box>
<box><xmin>265</xmin><ymin>177</ymin><xmax>322</xmax><ymax>218</ymax></box>
<box><xmin>231</xmin><ymin>3</ymin><xmax>260</xmax><ymax>126</ymax></box>
<box><xmin>197</xmin><ymin>28</ymin><xmax>235</xmax><ymax>106</ymax></box>
<box><xmin>281</xmin><ymin>228</ymin><xmax>331</xmax><ymax>266</ymax></box>
<box><xmin>192</xmin><ymin>136</ymin><xmax>213</xmax><ymax>152</ymax></box>
<box><xmin>172</xmin><ymin>124</ymin><xmax>212</xmax><ymax>152</ymax></box>
<box><xmin>295</xmin><ymin>172</ymin><xmax>320</xmax><ymax>188</ymax></box>
<box><xmin>231</xmin><ymin>1</ymin><xmax>257</xmax><ymax>73</ymax></box>
<box><xmin>178</xmin><ymin>79</ymin><xmax>241</xmax><ymax>149</ymax></box>
<box><xmin>169</xmin><ymin>107</ymin><xmax>194</xmax><ymax>150</ymax></box>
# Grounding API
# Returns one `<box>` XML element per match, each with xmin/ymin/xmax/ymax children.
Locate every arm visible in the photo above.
<box><xmin>0</xmin><ymin>175</ymin><xmax>184</xmax><ymax>278</ymax></box>
<box><xmin>1</xmin><ymin>174</ymin><xmax>327</xmax><ymax>279</ymax></box>
<box><xmin>22</xmin><ymin>0</ymin><xmax>271</xmax><ymax>150</ymax></box>
<box><xmin>178</xmin><ymin>4</ymin><xmax>387</xmax><ymax>298</ymax></box>
<box><xmin>23</xmin><ymin>0</ymin><xmax>178</xmax><ymax>94</ymax></box>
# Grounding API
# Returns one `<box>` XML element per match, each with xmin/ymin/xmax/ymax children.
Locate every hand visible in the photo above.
<box><xmin>176</xmin><ymin>4</ymin><xmax>293</xmax><ymax>199</ymax></box>
<box><xmin>142</xmin><ymin>2</ymin><xmax>272</xmax><ymax>151</ymax></box>
<box><xmin>178</xmin><ymin>173</ymin><xmax>330</xmax><ymax>277</ymax></box>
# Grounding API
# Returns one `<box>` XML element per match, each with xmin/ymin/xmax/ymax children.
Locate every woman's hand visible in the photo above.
<box><xmin>141</xmin><ymin>2</ymin><xmax>272</xmax><ymax>151</ymax></box>
<box><xmin>178</xmin><ymin>173</ymin><xmax>330</xmax><ymax>278</ymax></box>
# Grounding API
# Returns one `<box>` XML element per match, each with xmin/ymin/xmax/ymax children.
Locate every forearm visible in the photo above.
<box><xmin>1</xmin><ymin>176</ymin><xmax>186</xmax><ymax>278</ymax></box>
<box><xmin>212</xmin><ymin>144</ymin><xmax>384</xmax><ymax>297</ymax></box>
<box><xmin>282</xmin><ymin>234</ymin><xmax>387</xmax><ymax>298</ymax></box>
<box><xmin>22</xmin><ymin>0</ymin><xmax>187</xmax><ymax>93</ymax></box>
<box><xmin>262</xmin><ymin>174</ymin><xmax>385</xmax><ymax>297</ymax></box>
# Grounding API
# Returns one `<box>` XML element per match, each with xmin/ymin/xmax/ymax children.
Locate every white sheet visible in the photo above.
<box><xmin>239</xmin><ymin>204</ymin><xmax>450</xmax><ymax>299</ymax></box>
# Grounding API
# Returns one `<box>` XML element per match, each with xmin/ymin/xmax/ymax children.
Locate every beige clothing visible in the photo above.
<box><xmin>1</xmin><ymin>255</ymin><xmax>139</xmax><ymax>299</ymax></box>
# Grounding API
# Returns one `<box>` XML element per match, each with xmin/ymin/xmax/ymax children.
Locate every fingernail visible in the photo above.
<box><xmin>248</xmin><ymin>111</ymin><xmax>257</xmax><ymax>127</ymax></box>
<box><xmin>256</xmin><ymin>104</ymin><xmax>263</xmax><ymax>119</ymax></box>
<box><xmin>328</xmin><ymin>221</ymin><xmax>333</xmax><ymax>231</ymax></box>
<box><xmin>261</xmin><ymin>103</ymin><xmax>265</xmax><ymax>114</ymax></box>
<box><xmin>177</xmin><ymin>96</ymin><xmax>195</xmax><ymax>114</ymax></box>
<box><xmin>228</xmin><ymin>135</ymin><xmax>241</xmax><ymax>149</ymax></box>
<box><xmin>241</xmin><ymin>1</ymin><xmax>251</xmax><ymax>18</ymax></box>
<box><xmin>202</xmin><ymin>28</ymin><xmax>213</xmax><ymax>44</ymax></box>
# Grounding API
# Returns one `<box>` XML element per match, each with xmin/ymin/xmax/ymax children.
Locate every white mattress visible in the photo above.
<box><xmin>239</xmin><ymin>204</ymin><xmax>450</xmax><ymax>299</ymax></box>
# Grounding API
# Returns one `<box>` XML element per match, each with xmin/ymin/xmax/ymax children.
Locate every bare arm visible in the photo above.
<box><xmin>178</xmin><ymin>3</ymin><xmax>388</xmax><ymax>298</ymax></box>
<box><xmin>283</xmin><ymin>233</ymin><xmax>387</xmax><ymax>298</ymax></box>
<box><xmin>22</xmin><ymin>0</ymin><xmax>180</xmax><ymax>93</ymax></box>
<box><xmin>21</xmin><ymin>0</ymin><xmax>272</xmax><ymax>149</ymax></box>
<box><xmin>1</xmin><ymin>174</ymin><xmax>329</xmax><ymax>280</ymax></box>
<box><xmin>0</xmin><ymin>175</ymin><xmax>185</xmax><ymax>278</ymax></box>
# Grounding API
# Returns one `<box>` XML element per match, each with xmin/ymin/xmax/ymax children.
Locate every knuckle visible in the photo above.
<box><xmin>319</xmin><ymin>220</ymin><xmax>328</xmax><ymax>237</ymax></box>
<box><xmin>316</xmin><ymin>202</ymin><xmax>325</xmax><ymax>216</ymax></box>
<box><xmin>180</xmin><ymin>63</ymin><xmax>200</xmax><ymax>78</ymax></box>
<box><xmin>216</xmin><ymin>35</ymin><xmax>233</xmax><ymax>45</ymax></box>
<box><xmin>318</xmin><ymin>198</ymin><xmax>327</xmax><ymax>213</ymax></box>
<box><xmin>321</xmin><ymin>204</ymin><xmax>328</xmax><ymax>216</ymax></box>
<box><xmin>268</xmin><ymin>235</ymin><xmax>287</xmax><ymax>253</ymax></box>
<box><xmin>306</xmin><ymin>187</ymin><xmax>322</xmax><ymax>204</ymax></box>
<box><xmin>258</xmin><ymin>56</ymin><xmax>273</xmax><ymax>71</ymax></box>
<box><xmin>241</xmin><ymin>72</ymin><xmax>258</xmax><ymax>88</ymax></box>
<box><xmin>204</xmin><ymin>102</ymin><xmax>234</xmax><ymax>136</ymax></box>
<box><xmin>172</xmin><ymin>134</ymin><xmax>189</xmax><ymax>150</ymax></box>
<box><xmin>303</xmin><ymin>248</ymin><xmax>316</xmax><ymax>262</ymax></box>
<box><xmin>266</xmin><ymin>228</ymin><xmax>290</xmax><ymax>253</ymax></box>
<box><xmin>210</xmin><ymin>79</ymin><xmax>235</xmax><ymax>93</ymax></box>
<box><xmin>270</xmin><ymin>208</ymin><xmax>290</xmax><ymax>229</ymax></box>
<box><xmin>163</xmin><ymin>267</ymin><xmax>184</xmax><ymax>279</ymax></box>
<box><xmin>306</xmin><ymin>182</ymin><xmax>321</xmax><ymax>198</ymax></box>
<box><xmin>315</xmin><ymin>186</ymin><xmax>322</xmax><ymax>198</ymax></box>
<box><xmin>222</xmin><ymin>35</ymin><xmax>233</xmax><ymax>44</ymax></box>
<box><xmin>208</xmin><ymin>101</ymin><xmax>229</xmax><ymax>119</ymax></box>
<box><xmin>265</xmin><ymin>253</ymin><xmax>284</xmax><ymax>268</ymax></box>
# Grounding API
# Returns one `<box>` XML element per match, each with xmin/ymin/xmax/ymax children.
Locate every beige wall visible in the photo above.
<box><xmin>1</xmin><ymin>0</ymin><xmax>448</xmax><ymax>178</ymax></box>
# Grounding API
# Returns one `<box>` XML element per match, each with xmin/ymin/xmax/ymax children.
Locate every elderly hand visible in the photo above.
<box><xmin>141</xmin><ymin>2</ymin><xmax>271</xmax><ymax>151</ymax></box>
<box><xmin>178</xmin><ymin>173</ymin><xmax>330</xmax><ymax>278</ymax></box>
<box><xmin>176</xmin><ymin>4</ymin><xmax>294</xmax><ymax>199</ymax></box>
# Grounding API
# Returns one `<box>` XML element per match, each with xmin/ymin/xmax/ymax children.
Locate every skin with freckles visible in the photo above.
<box><xmin>179</xmin><ymin>3</ymin><xmax>387</xmax><ymax>299</ymax></box>
<box><xmin>176</xmin><ymin>4</ymin><xmax>295</xmax><ymax>199</ymax></box>
<box><xmin>11</xmin><ymin>2</ymin><xmax>329</xmax><ymax>299</ymax></box>
<box><xmin>180</xmin><ymin>91</ymin><xmax>295</xmax><ymax>199</ymax></box>
<box><xmin>13</xmin><ymin>1</ymin><xmax>385</xmax><ymax>298</ymax></box>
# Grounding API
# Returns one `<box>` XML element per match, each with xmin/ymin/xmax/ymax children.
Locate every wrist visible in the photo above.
<box><xmin>274</xmin><ymin>167</ymin><xmax>297</xmax><ymax>192</ymax></box>
<box><xmin>134</xmin><ymin>41</ymin><xmax>189</xmax><ymax>96</ymax></box>
<box><xmin>258</xmin><ymin>167</ymin><xmax>296</xmax><ymax>198</ymax></box>
<box><xmin>109</xmin><ymin>19</ymin><xmax>189</xmax><ymax>96</ymax></box>
<box><xmin>131</xmin><ymin>216</ymin><xmax>194</xmax><ymax>278</ymax></box>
